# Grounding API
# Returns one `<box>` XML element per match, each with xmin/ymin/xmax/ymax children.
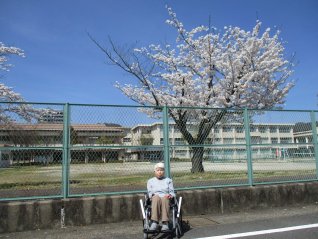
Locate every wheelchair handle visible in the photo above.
<box><xmin>139</xmin><ymin>199</ymin><xmax>146</xmax><ymax>219</ymax></box>
<box><xmin>177</xmin><ymin>197</ymin><xmax>182</xmax><ymax>218</ymax></box>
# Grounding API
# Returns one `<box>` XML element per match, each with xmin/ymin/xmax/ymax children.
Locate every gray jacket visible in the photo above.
<box><xmin>147</xmin><ymin>176</ymin><xmax>175</xmax><ymax>198</ymax></box>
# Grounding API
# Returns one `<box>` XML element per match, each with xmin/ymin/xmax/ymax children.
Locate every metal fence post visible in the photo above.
<box><xmin>310</xmin><ymin>111</ymin><xmax>318</xmax><ymax>179</ymax></box>
<box><xmin>163</xmin><ymin>105</ymin><xmax>171</xmax><ymax>178</ymax></box>
<box><xmin>62</xmin><ymin>103</ymin><xmax>70</xmax><ymax>198</ymax></box>
<box><xmin>244</xmin><ymin>108</ymin><xmax>254</xmax><ymax>186</ymax></box>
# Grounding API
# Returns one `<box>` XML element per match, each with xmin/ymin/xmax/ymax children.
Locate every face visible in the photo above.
<box><xmin>154</xmin><ymin>167</ymin><xmax>165</xmax><ymax>178</ymax></box>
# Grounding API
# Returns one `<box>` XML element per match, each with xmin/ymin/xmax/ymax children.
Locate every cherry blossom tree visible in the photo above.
<box><xmin>0</xmin><ymin>42</ymin><xmax>41</xmax><ymax>123</ymax></box>
<box><xmin>92</xmin><ymin>8</ymin><xmax>295</xmax><ymax>172</ymax></box>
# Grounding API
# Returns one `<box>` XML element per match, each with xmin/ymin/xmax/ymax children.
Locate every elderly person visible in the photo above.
<box><xmin>147</xmin><ymin>162</ymin><xmax>175</xmax><ymax>231</ymax></box>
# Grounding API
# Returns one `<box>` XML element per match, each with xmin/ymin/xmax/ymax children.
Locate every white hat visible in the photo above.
<box><xmin>154</xmin><ymin>162</ymin><xmax>165</xmax><ymax>170</ymax></box>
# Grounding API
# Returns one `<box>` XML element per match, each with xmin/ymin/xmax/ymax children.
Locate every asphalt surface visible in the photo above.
<box><xmin>1</xmin><ymin>203</ymin><xmax>318</xmax><ymax>239</ymax></box>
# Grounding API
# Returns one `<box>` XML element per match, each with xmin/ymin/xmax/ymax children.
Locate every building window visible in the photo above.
<box><xmin>296</xmin><ymin>138</ymin><xmax>307</xmax><ymax>143</ymax></box>
<box><xmin>236</xmin><ymin>127</ymin><xmax>244</xmax><ymax>133</ymax></box>
<box><xmin>235</xmin><ymin>138</ymin><xmax>246</xmax><ymax>143</ymax></box>
<box><xmin>223</xmin><ymin>138</ymin><xmax>233</xmax><ymax>144</ymax></box>
<box><xmin>224</xmin><ymin>149</ymin><xmax>234</xmax><ymax>156</ymax></box>
<box><xmin>271</xmin><ymin>137</ymin><xmax>278</xmax><ymax>144</ymax></box>
<box><xmin>223</xmin><ymin>126</ymin><xmax>232</xmax><ymax>132</ymax></box>
<box><xmin>175</xmin><ymin>150</ymin><xmax>187</xmax><ymax>157</ymax></box>
<box><xmin>260</xmin><ymin>137</ymin><xmax>269</xmax><ymax>143</ymax></box>
<box><xmin>259</xmin><ymin>127</ymin><xmax>267</xmax><ymax>133</ymax></box>
<box><xmin>204</xmin><ymin>138</ymin><xmax>213</xmax><ymax>144</ymax></box>
<box><xmin>236</xmin><ymin>149</ymin><xmax>246</xmax><ymax>155</ymax></box>
<box><xmin>270</xmin><ymin>127</ymin><xmax>277</xmax><ymax>133</ymax></box>
<box><xmin>251</xmin><ymin>136</ymin><xmax>260</xmax><ymax>144</ymax></box>
<box><xmin>250</xmin><ymin>126</ymin><xmax>257</xmax><ymax>132</ymax></box>
<box><xmin>175</xmin><ymin>138</ymin><xmax>185</xmax><ymax>145</ymax></box>
<box><xmin>280</xmin><ymin>137</ymin><xmax>292</xmax><ymax>143</ymax></box>
<box><xmin>174</xmin><ymin>126</ymin><xmax>180</xmax><ymax>133</ymax></box>
<box><xmin>160</xmin><ymin>138</ymin><xmax>172</xmax><ymax>144</ymax></box>
<box><xmin>213</xmin><ymin>138</ymin><xmax>221</xmax><ymax>144</ymax></box>
<box><xmin>279</xmin><ymin>126</ymin><xmax>291</xmax><ymax>133</ymax></box>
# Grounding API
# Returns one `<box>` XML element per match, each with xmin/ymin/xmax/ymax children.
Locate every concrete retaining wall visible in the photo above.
<box><xmin>1</xmin><ymin>182</ymin><xmax>318</xmax><ymax>233</ymax></box>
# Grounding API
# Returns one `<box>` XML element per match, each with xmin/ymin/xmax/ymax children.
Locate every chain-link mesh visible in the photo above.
<box><xmin>0</xmin><ymin>149</ymin><xmax>62</xmax><ymax>198</ymax></box>
<box><xmin>0</xmin><ymin>102</ymin><xmax>64</xmax><ymax>199</ymax></box>
<box><xmin>68</xmin><ymin>105</ymin><xmax>163</xmax><ymax>195</ymax></box>
<box><xmin>0</xmin><ymin>102</ymin><xmax>318</xmax><ymax>201</ymax></box>
<box><xmin>170</xmin><ymin>146</ymin><xmax>249</xmax><ymax>188</ymax></box>
<box><xmin>248</xmin><ymin>110</ymin><xmax>316</xmax><ymax>183</ymax></box>
<box><xmin>168</xmin><ymin>107</ymin><xmax>249</xmax><ymax>187</ymax></box>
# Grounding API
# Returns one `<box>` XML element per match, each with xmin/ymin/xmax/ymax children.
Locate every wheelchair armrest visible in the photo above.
<box><xmin>143</xmin><ymin>193</ymin><xmax>151</xmax><ymax>207</ymax></box>
<box><xmin>168</xmin><ymin>196</ymin><xmax>178</xmax><ymax>208</ymax></box>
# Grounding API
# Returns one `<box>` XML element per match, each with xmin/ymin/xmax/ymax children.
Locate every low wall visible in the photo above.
<box><xmin>1</xmin><ymin>182</ymin><xmax>318</xmax><ymax>233</ymax></box>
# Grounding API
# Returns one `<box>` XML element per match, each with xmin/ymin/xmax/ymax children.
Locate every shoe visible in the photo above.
<box><xmin>144</xmin><ymin>222</ymin><xmax>148</xmax><ymax>230</ymax></box>
<box><xmin>149</xmin><ymin>222</ymin><xmax>158</xmax><ymax>231</ymax></box>
<box><xmin>161</xmin><ymin>223</ymin><xmax>169</xmax><ymax>231</ymax></box>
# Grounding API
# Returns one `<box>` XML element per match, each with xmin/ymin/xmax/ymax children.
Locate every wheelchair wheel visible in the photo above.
<box><xmin>175</xmin><ymin>226</ymin><xmax>179</xmax><ymax>238</ymax></box>
<box><xmin>175</xmin><ymin>222</ymin><xmax>182</xmax><ymax>238</ymax></box>
<box><xmin>175</xmin><ymin>211</ymin><xmax>183</xmax><ymax>238</ymax></box>
<box><xmin>142</xmin><ymin>219</ymin><xmax>149</xmax><ymax>239</ymax></box>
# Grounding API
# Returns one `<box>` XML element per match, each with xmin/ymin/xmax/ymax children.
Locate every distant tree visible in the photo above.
<box><xmin>0</xmin><ymin>42</ymin><xmax>57</xmax><ymax>125</ymax></box>
<box><xmin>0</xmin><ymin>42</ymin><xmax>25</xmax><ymax>72</ymax></box>
<box><xmin>70</xmin><ymin>126</ymin><xmax>80</xmax><ymax>145</ymax></box>
<box><xmin>97</xmin><ymin>135</ymin><xmax>114</xmax><ymax>145</ymax></box>
<box><xmin>140</xmin><ymin>135</ymin><xmax>154</xmax><ymax>145</ymax></box>
<box><xmin>0</xmin><ymin>42</ymin><xmax>39</xmax><ymax>123</ymax></box>
<box><xmin>7</xmin><ymin>128</ymin><xmax>39</xmax><ymax>147</ymax></box>
<box><xmin>92</xmin><ymin>7</ymin><xmax>295</xmax><ymax>172</ymax></box>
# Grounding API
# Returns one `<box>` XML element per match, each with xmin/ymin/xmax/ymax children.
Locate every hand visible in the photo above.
<box><xmin>164</xmin><ymin>194</ymin><xmax>172</xmax><ymax>199</ymax></box>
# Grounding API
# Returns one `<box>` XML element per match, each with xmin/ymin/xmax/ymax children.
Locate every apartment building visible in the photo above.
<box><xmin>0</xmin><ymin>121</ymin><xmax>316</xmax><ymax>167</ymax></box>
<box><xmin>129</xmin><ymin>122</ymin><xmax>299</xmax><ymax>161</ymax></box>
<box><xmin>0</xmin><ymin>123</ymin><xmax>129</xmax><ymax>166</ymax></box>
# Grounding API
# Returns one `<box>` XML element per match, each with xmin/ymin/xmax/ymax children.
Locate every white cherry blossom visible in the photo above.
<box><xmin>95</xmin><ymin>7</ymin><xmax>295</xmax><ymax>172</ymax></box>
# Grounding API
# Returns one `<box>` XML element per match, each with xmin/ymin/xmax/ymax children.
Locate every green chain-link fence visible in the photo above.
<box><xmin>0</xmin><ymin>102</ymin><xmax>317</xmax><ymax>201</ymax></box>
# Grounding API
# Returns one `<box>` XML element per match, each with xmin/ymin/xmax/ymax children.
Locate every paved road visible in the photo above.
<box><xmin>1</xmin><ymin>203</ymin><xmax>318</xmax><ymax>239</ymax></box>
<box><xmin>184</xmin><ymin>209</ymin><xmax>318</xmax><ymax>239</ymax></box>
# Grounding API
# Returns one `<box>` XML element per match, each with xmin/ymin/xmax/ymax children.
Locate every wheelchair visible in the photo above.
<box><xmin>139</xmin><ymin>193</ymin><xmax>183</xmax><ymax>238</ymax></box>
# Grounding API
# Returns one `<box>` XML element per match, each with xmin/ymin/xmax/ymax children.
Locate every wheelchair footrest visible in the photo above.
<box><xmin>143</xmin><ymin>228</ymin><xmax>173</xmax><ymax>234</ymax></box>
<box><xmin>161</xmin><ymin>229</ymin><xmax>173</xmax><ymax>234</ymax></box>
<box><xmin>143</xmin><ymin>229</ymin><xmax>159</xmax><ymax>234</ymax></box>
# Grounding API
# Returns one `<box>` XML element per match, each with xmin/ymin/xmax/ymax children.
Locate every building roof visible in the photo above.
<box><xmin>0</xmin><ymin>123</ymin><xmax>127</xmax><ymax>132</ymax></box>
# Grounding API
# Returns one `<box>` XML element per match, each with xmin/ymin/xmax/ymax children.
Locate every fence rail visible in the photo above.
<box><xmin>0</xmin><ymin>102</ymin><xmax>317</xmax><ymax>201</ymax></box>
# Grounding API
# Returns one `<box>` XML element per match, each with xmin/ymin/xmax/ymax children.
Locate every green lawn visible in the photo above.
<box><xmin>0</xmin><ymin>164</ymin><xmax>315</xmax><ymax>190</ymax></box>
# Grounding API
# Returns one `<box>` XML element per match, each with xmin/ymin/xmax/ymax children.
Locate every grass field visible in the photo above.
<box><xmin>0</xmin><ymin>161</ymin><xmax>316</xmax><ymax>192</ymax></box>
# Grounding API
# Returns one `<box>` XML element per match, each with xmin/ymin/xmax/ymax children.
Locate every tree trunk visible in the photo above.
<box><xmin>172</xmin><ymin>110</ymin><xmax>227</xmax><ymax>173</ymax></box>
<box><xmin>191</xmin><ymin>147</ymin><xmax>204</xmax><ymax>173</ymax></box>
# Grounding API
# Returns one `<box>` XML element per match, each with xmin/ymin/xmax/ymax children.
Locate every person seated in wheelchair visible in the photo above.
<box><xmin>147</xmin><ymin>162</ymin><xmax>175</xmax><ymax>232</ymax></box>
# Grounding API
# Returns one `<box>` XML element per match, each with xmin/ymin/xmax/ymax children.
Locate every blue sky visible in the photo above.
<box><xmin>1</xmin><ymin>0</ymin><xmax>317</xmax><ymax>110</ymax></box>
